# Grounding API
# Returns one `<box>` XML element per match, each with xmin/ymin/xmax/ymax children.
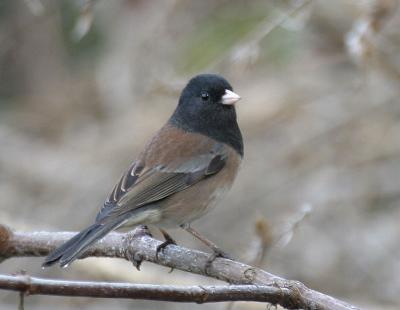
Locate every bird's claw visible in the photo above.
<box><xmin>126</xmin><ymin>250</ymin><xmax>143</xmax><ymax>271</ymax></box>
<box><xmin>156</xmin><ymin>229</ymin><xmax>177</xmax><ymax>261</ymax></box>
<box><xmin>155</xmin><ymin>239</ymin><xmax>177</xmax><ymax>260</ymax></box>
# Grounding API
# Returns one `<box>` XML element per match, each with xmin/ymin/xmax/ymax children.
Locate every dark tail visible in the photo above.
<box><xmin>42</xmin><ymin>219</ymin><xmax>124</xmax><ymax>268</ymax></box>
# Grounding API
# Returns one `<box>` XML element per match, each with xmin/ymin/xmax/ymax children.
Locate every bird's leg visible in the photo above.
<box><xmin>180</xmin><ymin>224</ymin><xmax>229</xmax><ymax>257</ymax></box>
<box><xmin>155</xmin><ymin>229</ymin><xmax>177</xmax><ymax>259</ymax></box>
<box><xmin>180</xmin><ymin>224</ymin><xmax>231</xmax><ymax>273</ymax></box>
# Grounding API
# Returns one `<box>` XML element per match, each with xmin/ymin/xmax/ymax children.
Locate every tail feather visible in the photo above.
<box><xmin>42</xmin><ymin>219</ymin><xmax>124</xmax><ymax>268</ymax></box>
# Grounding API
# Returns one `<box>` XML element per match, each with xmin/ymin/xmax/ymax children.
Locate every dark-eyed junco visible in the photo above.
<box><xmin>43</xmin><ymin>74</ymin><xmax>243</xmax><ymax>268</ymax></box>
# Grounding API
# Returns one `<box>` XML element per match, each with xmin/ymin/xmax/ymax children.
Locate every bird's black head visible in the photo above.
<box><xmin>169</xmin><ymin>74</ymin><xmax>243</xmax><ymax>156</ymax></box>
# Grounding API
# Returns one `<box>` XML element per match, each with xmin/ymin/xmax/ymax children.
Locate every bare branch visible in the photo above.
<box><xmin>0</xmin><ymin>274</ymin><xmax>293</xmax><ymax>304</ymax></box>
<box><xmin>0</xmin><ymin>224</ymin><xmax>359</xmax><ymax>310</ymax></box>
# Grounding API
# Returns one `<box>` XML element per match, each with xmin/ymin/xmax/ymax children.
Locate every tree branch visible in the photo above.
<box><xmin>0</xmin><ymin>224</ymin><xmax>359</xmax><ymax>310</ymax></box>
<box><xmin>0</xmin><ymin>274</ymin><xmax>291</xmax><ymax>303</ymax></box>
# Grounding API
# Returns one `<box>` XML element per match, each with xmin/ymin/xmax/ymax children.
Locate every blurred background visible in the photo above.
<box><xmin>1</xmin><ymin>0</ymin><xmax>400</xmax><ymax>309</ymax></box>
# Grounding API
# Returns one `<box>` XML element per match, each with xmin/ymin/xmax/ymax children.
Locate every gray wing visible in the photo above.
<box><xmin>96</xmin><ymin>143</ymin><xmax>228</xmax><ymax>222</ymax></box>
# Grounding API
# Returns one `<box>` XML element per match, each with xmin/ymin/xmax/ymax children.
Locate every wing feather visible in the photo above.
<box><xmin>96</xmin><ymin>142</ymin><xmax>228</xmax><ymax>222</ymax></box>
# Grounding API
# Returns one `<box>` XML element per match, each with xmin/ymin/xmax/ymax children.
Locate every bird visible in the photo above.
<box><xmin>43</xmin><ymin>73</ymin><xmax>243</xmax><ymax>268</ymax></box>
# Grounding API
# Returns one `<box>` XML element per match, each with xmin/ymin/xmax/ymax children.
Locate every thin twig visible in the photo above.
<box><xmin>0</xmin><ymin>274</ymin><xmax>292</xmax><ymax>304</ymax></box>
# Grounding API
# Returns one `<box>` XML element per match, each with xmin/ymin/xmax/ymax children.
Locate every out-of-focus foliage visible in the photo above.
<box><xmin>1</xmin><ymin>1</ymin><xmax>400</xmax><ymax>309</ymax></box>
<box><xmin>59</xmin><ymin>0</ymin><xmax>103</xmax><ymax>65</ymax></box>
<box><xmin>179</xmin><ymin>6</ymin><xmax>267</xmax><ymax>73</ymax></box>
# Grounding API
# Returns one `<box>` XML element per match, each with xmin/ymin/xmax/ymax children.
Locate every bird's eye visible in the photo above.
<box><xmin>200</xmin><ymin>91</ymin><xmax>209</xmax><ymax>101</ymax></box>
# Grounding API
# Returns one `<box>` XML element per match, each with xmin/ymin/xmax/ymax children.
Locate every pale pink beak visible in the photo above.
<box><xmin>222</xmin><ymin>89</ymin><xmax>241</xmax><ymax>105</ymax></box>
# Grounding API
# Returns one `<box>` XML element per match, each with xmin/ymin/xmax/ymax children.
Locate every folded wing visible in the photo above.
<box><xmin>96</xmin><ymin>142</ymin><xmax>228</xmax><ymax>222</ymax></box>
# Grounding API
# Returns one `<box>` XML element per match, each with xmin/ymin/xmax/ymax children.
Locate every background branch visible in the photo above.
<box><xmin>0</xmin><ymin>224</ymin><xmax>359</xmax><ymax>310</ymax></box>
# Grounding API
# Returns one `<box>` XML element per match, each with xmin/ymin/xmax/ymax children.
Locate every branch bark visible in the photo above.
<box><xmin>0</xmin><ymin>224</ymin><xmax>359</xmax><ymax>310</ymax></box>
<box><xmin>0</xmin><ymin>274</ymin><xmax>291</xmax><ymax>303</ymax></box>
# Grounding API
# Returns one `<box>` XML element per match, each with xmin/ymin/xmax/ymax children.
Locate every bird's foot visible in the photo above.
<box><xmin>155</xmin><ymin>238</ymin><xmax>177</xmax><ymax>260</ymax></box>
<box><xmin>155</xmin><ymin>229</ymin><xmax>177</xmax><ymax>273</ymax></box>
<box><xmin>126</xmin><ymin>250</ymin><xmax>143</xmax><ymax>271</ymax></box>
<box><xmin>125</xmin><ymin>225</ymin><xmax>153</xmax><ymax>271</ymax></box>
